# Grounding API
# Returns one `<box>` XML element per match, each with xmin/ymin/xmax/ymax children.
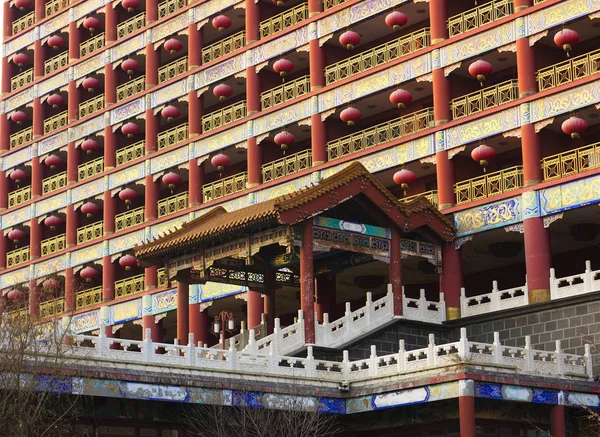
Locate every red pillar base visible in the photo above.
<box><xmin>524</xmin><ymin>216</ymin><xmax>551</xmax><ymax>303</ymax></box>
<box><xmin>247</xmin><ymin>290</ymin><xmax>263</xmax><ymax>329</ymax></box>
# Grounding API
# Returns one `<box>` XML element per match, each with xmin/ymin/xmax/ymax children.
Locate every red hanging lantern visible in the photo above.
<box><xmin>340</xmin><ymin>107</ymin><xmax>362</xmax><ymax>127</ymax></box>
<box><xmin>81</xmin><ymin>138</ymin><xmax>100</xmax><ymax>154</ymax></box>
<box><xmin>43</xmin><ymin>278</ymin><xmax>61</xmax><ymax>291</ymax></box>
<box><xmin>162</xmin><ymin>172</ymin><xmax>182</xmax><ymax>193</ymax></box>
<box><xmin>211</xmin><ymin>154</ymin><xmax>231</xmax><ymax>177</ymax></box>
<box><xmin>122</xmin><ymin>0</ymin><xmax>140</xmax><ymax>12</ymax></box>
<box><xmin>468</xmin><ymin>60</ymin><xmax>493</xmax><ymax>86</ymax></box>
<box><xmin>81</xmin><ymin>201</ymin><xmax>99</xmax><ymax>218</ymax></box>
<box><xmin>393</xmin><ymin>169</ymin><xmax>416</xmax><ymax>196</ymax></box>
<box><xmin>213</xmin><ymin>84</ymin><xmax>233</xmax><ymax>101</ymax></box>
<box><xmin>7</xmin><ymin>288</ymin><xmax>25</xmax><ymax>301</ymax></box>
<box><xmin>273</xmin><ymin>59</ymin><xmax>294</xmax><ymax>79</ymax></box>
<box><xmin>14</xmin><ymin>0</ymin><xmax>32</xmax><ymax>11</ymax></box>
<box><xmin>11</xmin><ymin>110</ymin><xmax>28</xmax><ymax>125</ymax></box>
<box><xmin>119</xmin><ymin>188</ymin><xmax>138</xmax><ymax>208</ymax></box>
<box><xmin>47</xmin><ymin>93</ymin><xmax>65</xmax><ymax>108</ymax></box>
<box><xmin>164</xmin><ymin>38</ymin><xmax>183</xmax><ymax>54</ymax></box>
<box><xmin>161</xmin><ymin>105</ymin><xmax>181</xmax><ymax>122</ymax></box>
<box><xmin>82</xmin><ymin>77</ymin><xmax>100</xmax><ymax>93</ymax></box>
<box><xmin>9</xmin><ymin>169</ymin><xmax>27</xmax><ymax>186</ymax></box>
<box><xmin>44</xmin><ymin>215</ymin><xmax>63</xmax><ymax>231</ymax></box>
<box><xmin>83</xmin><ymin>17</ymin><xmax>102</xmax><ymax>34</ymax></box>
<box><xmin>561</xmin><ymin>116</ymin><xmax>587</xmax><ymax>139</ymax></box>
<box><xmin>119</xmin><ymin>254</ymin><xmax>137</xmax><ymax>271</ymax></box>
<box><xmin>7</xmin><ymin>229</ymin><xmax>25</xmax><ymax>244</ymax></box>
<box><xmin>471</xmin><ymin>144</ymin><xmax>496</xmax><ymax>171</ymax></box>
<box><xmin>339</xmin><ymin>31</ymin><xmax>360</xmax><ymax>50</ymax></box>
<box><xmin>274</xmin><ymin>131</ymin><xmax>295</xmax><ymax>154</ymax></box>
<box><xmin>12</xmin><ymin>53</ymin><xmax>29</xmax><ymax>69</ymax></box>
<box><xmin>44</xmin><ymin>154</ymin><xmax>63</xmax><ymax>169</ymax></box>
<box><xmin>212</xmin><ymin>15</ymin><xmax>232</xmax><ymax>32</ymax></box>
<box><xmin>80</xmin><ymin>266</ymin><xmax>99</xmax><ymax>283</ymax></box>
<box><xmin>554</xmin><ymin>29</ymin><xmax>579</xmax><ymax>57</ymax></box>
<box><xmin>389</xmin><ymin>89</ymin><xmax>412</xmax><ymax>109</ymax></box>
<box><xmin>385</xmin><ymin>11</ymin><xmax>408</xmax><ymax>31</ymax></box>
<box><xmin>121</xmin><ymin>122</ymin><xmax>140</xmax><ymax>138</ymax></box>
<box><xmin>48</xmin><ymin>35</ymin><xmax>65</xmax><ymax>50</ymax></box>
<box><xmin>121</xmin><ymin>58</ymin><xmax>139</xmax><ymax>78</ymax></box>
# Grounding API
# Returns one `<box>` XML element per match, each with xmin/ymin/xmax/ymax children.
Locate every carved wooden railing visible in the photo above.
<box><xmin>116</xmin><ymin>76</ymin><xmax>146</xmax><ymax>101</ymax></box>
<box><xmin>12</xmin><ymin>11</ymin><xmax>34</xmax><ymax>35</ymax></box>
<box><xmin>44</xmin><ymin>51</ymin><xmax>68</xmax><ymax>74</ymax></box>
<box><xmin>157</xmin><ymin>123</ymin><xmax>189</xmax><ymax>150</ymax></box>
<box><xmin>203</xmin><ymin>172</ymin><xmax>247</xmax><ymax>203</ymax></box>
<box><xmin>542</xmin><ymin>141</ymin><xmax>600</xmax><ymax>181</ymax></box>
<box><xmin>451</xmin><ymin>80</ymin><xmax>519</xmax><ymax>120</ymax></box>
<box><xmin>79</xmin><ymin>94</ymin><xmax>105</xmax><ymax>119</ymax></box>
<box><xmin>158</xmin><ymin>192</ymin><xmax>189</xmax><ymax>218</ymax></box>
<box><xmin>41</xmin><ymin>234</ymin><xmax>66</xmax><ymax>257</ymax></box>
<box><xmin>454</xmin><ymin>166</ymin><xmax>523</xmax><ymax>205</ymax></box>
<box><xmin>44</xmin><ymin>111</ymin><xmax>68</xmax><ymax>134</ymax></box>
<box><xmin>115</xmin><ymin>274</ymin><xmax>145</xmax><ymax>298</ymax></box>
<box><xmin>116</xmin><ymin>141</ymin><xmax>145</xmax><ymax>166</ymax></box>
<box><xmin>42</xmin><ymin>172</ymin><xmax>67</xmax><ymax>195</ymax></box>
<box><xmin>80</xmin><ymin>33</ymin><xmax>105</xmax><ymax>57</ymax></box>
<box><xmin>8</xmin><ymin>186</ymin><xmax>31</xmax><ymax>208</ymax></box>
<box><xmin>158</xmin><ymin>0</ymin><xmax>186</xmax><ymax>18</ymax></box>
<box><xmin>115</xmin><ymin>207</ymin><xmax>144</xmax><ymax>232</ymax></box>
<box><xmin>7</xmin><ymin>246</ymin><xmax>30</xmax><ymax>268</ymax></box>
<box><xmin>76</xmin><ymin>286</ymin><xmax>102</xmax><ymax>310</ymax></box>
<box><xmin>202</xmin><ymin>31</ymin><xmax>245</xmax><ymax>64</ymax></box>
<box><xmin>262</xmin><ymin>150</ymin><xmax>312</xmax><ymax>183</ymax></box>
<box><xmin>447</xmin><ymin>0</ymin><xmax>513</xmax><ymax>37</ymax></box>
<box><xmin>78</xmin><ymin>157</ymin><xmax>104</xmax><ymax>181</ymax></box>
<box><xmin>117</xmin><ymin>13</ymin><xmax>146</xmax><ymax>38</ymax></box>
<box><xmin>10</xmin><ymin>127</ymin><xmax>33</xmax><ymax>149</ymax></box>
<box><xmin>537</xmin><ymin>48</ymin><xmax>600</xmax><ymax>92</ymax></box>
<box><xmin>158</xmin><ymin>56</ymin><xmax>188</xmax><ymax>84</ymax></box>
<box><xmin>40</xmin><ymin>297</ymin><xmax>64</xmax><ymax>318</ymax></box>
<box><xmin>260</xmin><ymin>3</ymin><xmax>308</xmax><ymax>39</ymax></box>
<box><xmin>261</xmin><ymin>76</ymin><xmax>310</xmax><ymax>110</ymax></box>
<box><xmin>45</xmin><ymin>0</ymin><xmax>69</xmax><ymax>16</ymax></box>
<box><xmin>77</xmin><ymin>221</ymin><xmax>104</xmax><ymax>244</ymax></box>
<box><xmin>202</xmin><ymin>101</ymin><xmax>247</xmax><ymax>133</ymax></box>
<box><xmin>11</xmin><ymin>68</ymin><xmax>33</xmax><ymax>91</ymax></box>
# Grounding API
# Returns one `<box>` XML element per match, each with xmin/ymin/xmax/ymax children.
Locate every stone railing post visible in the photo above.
<box><xmin>427</xmin><ymin>333</ymin><xmax>436</xmax><ymax>366</ymax></box>
<box><xmin>585</xmin><ymin>343</ymin><xmax>593</xmax><ymax>380</ymax></box>
<box><xmin>342</xmin><ymin>350</ymin><xmax>350</xmax><ymax>381</ymax></box>
<box><xmin>344</xmin><ymin>302</ymin><xmax>352</xmax><ymax>334</ymax></box>
<box><xmin>267</xmin><ymin>342</ymin><xmax>276</xmax><ymax>374</ymax></box>
<box><xmin>369</xmin><ymin>345</ymin><xmax>378</xmax><ymax>377</ymax></box>
<box><xmin>297</xmin><ymin>309</ymin><xmax>305</xmax><ymax>346</ymax></box>
<box><xmin>584</xmin><ymin>260</ymin><xmax>592</xmax><ymax>293</ymax></box>
<box><xmin>98</xmin><ymin>323</ymin><xmax>107</xmax><ymax>357</ymax></box>
<box><xmin>248</xmin><ymin>328</ymin><xmax>256</xmax><ymax>354</ymax></box>
<box><xmin>491</xmin><ymin>281</ymin><xmax>500</xmax><ymax>311</ymax></box>
<box><xmin>458</xmin><ymin>328</ymin><xmax>469</xmax><ymax>361</ymax></box>
<box><xmin>322</xmin><ymin>313</ymin><xmax>330</xmax><ymax>345</ymax></box>
<box><xmin>397</xmin><ymin>339</ymin><xmax>406</xmax><ymax>373</ymax></box>
<box><xmin>493</xmin><ymin>332</ymin><xmax>502</xmax><ymax>365</ymax></box>
<box><xmin>365</xmin><ymin>292</ymin><xmax>372</xmax><ymax>325</ymax></box>
<box><xmin>524</xmin><ymin>336</ymin><xmax>533</xmax><ymax>372</ymax></box>
<box><xmin>188</xmin><ymin>333</ymin><xmax>196</xmax><ymax>366</ymax></box>
<box><xmin>555</xmin><ymin>340</ymin><xmax>564</xmax><ymax>377</ymax></box>
<box><xmin>439</xmin><ymin>292</ymin><xmax>446</xmax><ymax>321</ymax></box>
<box><xmin>460</xmin><ymin>288</ymin><xmax>467</xmax><ymax>315</ymax></box>
<box><xmin>419</xmin><ymin>289</ymin><xmax>427</xmax><ymax>320</ymax></box>
<box><xmin>228</xmin><ymin>344</ymin><xmax>237</xmax><ymax>371</ymax></box>
<box><xmin>142</xmin><ymin>328</ymin><xmax>153</xmax><ymax>363</ymax></box>
<box><xmin>549</xmin><ymin>268</ymin><xmax>557</xmax><ymax>300</ymax></box>
<box><xmin>306</xmin><ymin>346</ymin><xmax>315</xmax><ymax>378</ymax></box>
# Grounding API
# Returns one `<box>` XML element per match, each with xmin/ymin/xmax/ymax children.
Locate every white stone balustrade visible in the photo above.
<box><xmin>70</xmin><ymin>327</ymin><xmax>592</xmax><ymax>383</ymax></box>
<box><xmin>403</xmin><ymin>289</ymin><xmax>446</xmax><ymax>324</ymax></box>
<box><xmin>550</xmin><ymin>261</ymin><xmax>600</xmax><ymax>300</ymax></box>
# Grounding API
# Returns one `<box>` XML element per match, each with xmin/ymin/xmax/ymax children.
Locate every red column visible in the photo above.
<box><xmin>430</xmin><ymin>0</ymin><xmax>448</xmax><ymax>44</ymax></box>
<box><xmin>188</xmin><ymin>24</ymin><xmax>203</xmax><ymax>69</ymax></box>
<box><xmin>246</xmin><ymin>66</ymin><xmax>261</xmax><ymax>115</ymax></box>
<box><xmin>514</xmin><ymin>0</ymin><xmax>533</xmax><ymax>11</ymax></box>
<box><xmin>177</xmin><ymin>280</ymin><xmax>189</xmax><ymax>344</ymax></box>
<box><xmin>524</xmin><ymin>216</ymin><xmax>551</xmax><ymax>303</ymax></box>
<box><xmin>0</xmin><ymin>114</ymin><xmax>9</xmax><ymax>152</ymax></box>
<box><xmin>146</xmin><ymin>0</ymin><xmax>158</xmax><ymax>23</ymax></box>
<box><xmin>32</xmin><ymin>98</ymin><xmax>44</xmax><ymax>139</ymax></box>
<box><xmin>29</xmin><ymin>280</ymin><xmax>40</xmax><ymax>319</ymax></box>
<box><xmin>315</xmin><ymin>274</ymin><xmax>335</xmax><ymax>323</ymax></box>
<box><xmin>311</xmin><ymin>114</ymin><xmax>327</xmax><ymax>167</ymax></box>
<box><xmin>66</xmin><ymin>204</ymin><xmax>77</xmax><ymax>248</ymax></box>
<box><xmin>189</xmin><ymin>159</ymin><xmax>204</xmax><ymax>206</ymax></box>
<box><xmin>247</xmin><ymin>290</ymin><xmax>262</xmax><ymax>329</ymax></box>
<box><xmin>245</xmin><ymin>0</ymin><xmax>259</xmax><ymax>44</ymax></box>
<box><xmin>104</xmin><ymin>64</ymin><xmax>116</xmax><ymax>106</ymax></box>
<box><xmin>189</xmin><ymin>305</ymin><xmax>209</xmax><ymax>347</ymax></box>
<box><xmin>142</xmin><ymin>315</ymin><xmax>163</xmax><ymax>343</ymax></box>
<box><xmin>34</xmin><ymin>0</ymin><xmax>44</xmax><ymax>21</ymax></box>
<box><xmin>390</xmin><ymin>226</ymin><xmax>402</xmax><ymax>316</ymax></box>
<box><xmin>242</xmin><ymin>67</ymin><xmax>260</xmax><ymax>185</ymax></box>
<box><xmin>300</xmin><ymin>220</ymin><xmax>315</xmax><ymax>344</ymax></box>
<box><xmin>0</xmin><ymin>171</ymin><xmax>7</xmax><ymax>210</ymax></box>
<box><xmin>0</xmin><ymin>235</ymin><xmax>6</xmax><ymax>269</ymax></box>
<box><xmin>441</xmin><ymin>242</ymin><xmax>462</xmax><ymax>320</ymax></box>
<box><xmin>102</xmin><ymin>256</ymin><xmax>115</xmax><ymax>301</ymax></box>
<box><xmin>145</xmin><ymin>45</ymin><xmax>158</xmax><ymax>89</ymax></box>
<box><xmin>551</xmin><ymin>405</ymin><xmax>566</xmax><ymax>437</ymax></box>
<box><xmin>64</xmin><ymin>267</ymin><xmax>75</xmax><ymax>311</ymax></box>
<box><xmin>103</xmin><ymin>191</ymin><xmax>115</xmax><ymax>235</ymax></box>
<box><xmin>145</xmin><ymin>175</ymin><xmax>158</xmax><ymax>221</ymax></box>
<box><xmin>309</xmin><ymin>40</ymin><xmax>325</xmax><ymax>90</ymax></box>
<box><xmin>188</xmin><ymin>92</ymin><xmax>203</xmax><ymax>137</ymax></box>
<box><xmin>3</xmin><ymin>3</ymin><xmax>12</xmax><ymax>39</ymax></box>
<box><xmin>459</xmin><ymin>396</ymin><xmax>476</xmax><ymax>437</ymax></box>
<box><xmin>145</xmin><ymin>265</ymin><xmax>157</xmax><ymax>290</ymax></box>
<box><xmin>104</xmin><ymin>125</ymin><xmax>116</xmax><ymax>169</ymax></box>
<box><xmin>33</xmin><ymin>40</ymin><xmax>44</xmax><ymax>79</ymax></box>
<box><xmin>105</xmin><ymin>3</ymin><xmax>117</xmax><ymax>43</ymax></box>
<box><xmin>31</xmin><ymin>156</ymin><xmax>42</xmax><ymax>198</ymax></box>
<box><xmin>308</xmin><ymin>0</ymin><xmax>322</xmax><ymax>15</ymax></box>
<box><xmin>145</xmin><ymin>110</ymin><xmax>158</xmax><ymax>154</ymax></box>
<box><xmin>68</xmin><ymin>81</ymin><xmax>78</xmax><ymax>123</ymax></box>
<box><xmin>29</xmin><ymin>217</ymin><xmax>41</xmax><ymax>259</ymax></box>
<box><xmin>67</xmin><ymin>141</ymin><xmax>78</xmax><ymax>184</ymax></box>
<box><xmin>247</xmin><ymin>137</ymin><xmax>262</xmax><ymax>188</ymax></box>
<box><xmin>263</xmin><ymin>290</ymin><xmax>276</xmax><ymax>335</ymax></box>
<box><xmin>69</xmin><ymin>22</ymin><xmax>80</xmax><ymax>63</ymax></box>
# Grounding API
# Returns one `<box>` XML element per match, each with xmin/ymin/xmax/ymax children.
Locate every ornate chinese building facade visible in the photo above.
<box><xmin>2</xmin><ymin>0</ymin><xmax>600</xmax><ymax>435</ymax></box>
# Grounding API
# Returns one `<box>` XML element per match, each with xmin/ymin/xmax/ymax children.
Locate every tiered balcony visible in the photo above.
<box><xmin>542</xmin><ymin>142</ymin><xmax>600</xmax><ymax>181</ymax></box>
<box><xmin>202</xmin><ymin>101</ymin><xmax>247</xmax><ymax>133</ymax></box>
<box><xmin>8</xmin><ymin>186</ymin><xmax>31</xmax><ymax>208</ymax></box>
<box><xmin>451</xmin><ymin>80</ymin><xmax>519</xmax><ymax>120</ymax></box>
<box><xmin>158</xmin><ymin>57</ymin><xmax>188</xmax><ymax>84</ymax></box>
<box><xmin>12</xmin><ymin>12</ymin><xmax>34</xmax><ymax>35</ymax></box>
<box><xmin>79</xmin><ymin>94</ymin><xmax>105</xmax><ymax>119</ymax></box>
<box><xmin>11</xmin><ymin>68</ymin><xmax>33</xmax><ymax>91</ymax></box>
<box><xmin>117</xmin><ymin>13</ymin><xmax>146</xmax><ymax>38</ymax></box>
<box><xmin>261</xmin><ymin>76</ymin><xmax>310</xmax><ymax>110</ymax></box>
<box><xmin>42</xmin><ymin>172</ymin><xmax>67</xmax><ymax>195</ymax></box>
<box><xmin>45</xmin><ymin>0</ymin><xmax>69</xmax><ymax>16</ymax></box>
<box><xmin>44</xmin><ymin>111</ymin><xmax>68</xmax><ymax>134</ymax></box>
<box><xmin>76</xmin><ymin>286</ymin><xmax>102</xmax><ymax>309</ymax></box>
<box><xmin>202</xmin><ymin>31</ymin><xmax>245</xmax><ymax>64</ymax></box>
<box><xmin>115</xmin><ymin>207</ymin><xmax>144</xmax><ymax>232</ymax></box>
<box><xmin>327</xmin><ymin>108</ymin><xmax>434</xmax><ymax>161</ymax></box>
<box><xmin>115</xmin><ymin>274</ymin><xmax>145</xmax><ymax>298</ymax></box>
<box><xmin>116</xmin><ymin>76</ymin><xmax>145</xmax><ymax>101</ymax></box>
<box><xmin>447</xmin><ymin>0</ymin><xmax>513</xmax><ymax>38</ymax></box>
<box><xmin>401</xmin><ymin>190</ymin><xmax>438</xmax><ymax>207</ymax></box>
<box><xmin>44</xmin><ymin>52</ymin><xmax>68</xmax><ymax>75</ymax></box>
<box><xmin>80</xmin><ymin>33</ymin><xmax>105</xmax><ymax>58</ymax></box>
<box><xmin>537</xmin><ymin>48</ymin><xmax>600</xmax><ymax>92</ymax></box>
<box><xmin>10</xmin><ymin>127</ymin><xmax>33</xmax><ymax>149</ymax></box>
<box><xmin>203</xmin><ymin>172</ymin><xmax>248</xmax><ymax>203</ymax></box>
<box><xmin>116</xmin><ymin>141</ymin><xmax>145</xmax><ymax>166</ymax></box>
<box><xmin>77</xmin><ymin>221</ymin><xmax>103</xmax><ymax>244</ymax></box>
<box><xmin>455</xmin><ymin>166</ymin><xmax>523</xmax><ymax>205</ymax></box>
<box><xmin>157</xmin><ymin>192</ymin><xmax>188</xmax><ymax>218</ymax></box>
<box><xmin>262</xmin><ymin>150</ymin><xmax>312</xmax><ymax>183</ymax></box>
<box><xmin>78</xmin><ymin>157</ymin><xmax>104</xmax><ymax>181</ymax></box>
<box><xmin>7</xmin><ymin>246</ymin><xmax>30</xmax><ymax>268</ymax></box>
<box><xmin>259</xmin><ymin>3</ymin><xmax>308</xmax><ymax>39</ymax></box>
<box><xmin>40</xmin><ymin>297</ymin><xmax>64</xmax><ymax>318</ymax></box>
<box><xmin>158</xmin><ymin>0</ymin><xmax>186</xmax><ymax>19</ymax></box>
<box><xmin>157</xmin><ymin>268</ymin><xmax>167</xmax><ymax>288</ymax></box>
<box><xmin>41</xmin><ymin>234</ymin><xmax>66</xmax><ymax>257</ymax></box>
<box><xmin>157</xmin><ymin>123</ymin><xmax>188</xmax><ymax>150</ymax></box>
<box><xmin>325</xmin><ymin>28</ymin><xmax>430</xmax><ymax>85</ymax></box>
